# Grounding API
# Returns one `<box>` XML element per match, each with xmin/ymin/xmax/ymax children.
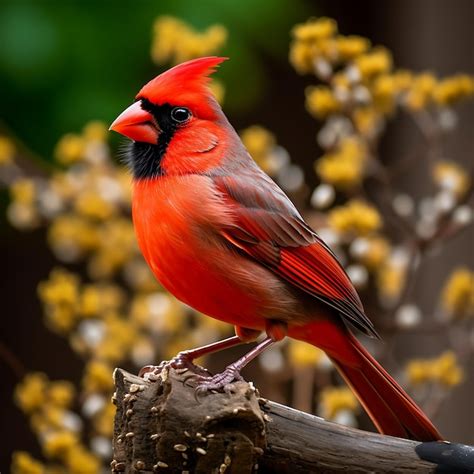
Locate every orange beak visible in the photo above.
<box><xmin>109</xmin><ymin>101</ymin><xmax>158</xmax><ymax>144</ymax></box>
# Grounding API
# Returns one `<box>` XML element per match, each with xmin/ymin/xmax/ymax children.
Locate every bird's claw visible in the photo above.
<box><xmin>186</xmin><ymin>365</ymin><xmax>244</xmax><ymax>398</ymax></box>
<box><xmin>138</xmin><ymin>352</ymin><xmax>210</xmax><ymax>381</ymax></box>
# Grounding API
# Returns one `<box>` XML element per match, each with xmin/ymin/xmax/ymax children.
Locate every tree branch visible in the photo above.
<box><xmin>111</xmin><ymin>366</ymin><xmax>474</xmax><ymax>473</ymax></box>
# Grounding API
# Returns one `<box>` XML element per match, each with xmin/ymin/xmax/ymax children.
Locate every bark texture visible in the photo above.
<box><xmin>111</xmin><ymin>366</ymin><xmax>474</xmax><ymax>473</ymax></box>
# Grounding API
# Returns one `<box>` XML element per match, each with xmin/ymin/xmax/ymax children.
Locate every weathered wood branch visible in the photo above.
<box><xmin>111</xmin><ymin>366</ymin><xmax>474</xmax><ymax>473</ymax></box>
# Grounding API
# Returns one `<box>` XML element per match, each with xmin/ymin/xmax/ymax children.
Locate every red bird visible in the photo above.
<box><xmin>110</xmin><ymin>57</ymin><xmax>442</xmax><ymax>441</ymax></box>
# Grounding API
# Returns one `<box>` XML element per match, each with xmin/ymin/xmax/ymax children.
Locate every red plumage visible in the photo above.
<box><xmin>111</xmin><ymin>57</ymin><xmax>442</xmax><ymax>442</ymax></box>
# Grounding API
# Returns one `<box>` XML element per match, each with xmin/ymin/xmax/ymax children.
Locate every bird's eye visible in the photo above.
<box><xmin>171</xmin><ymin>107</ymin><xmax>191</xmax><ymax>124</ymax></box>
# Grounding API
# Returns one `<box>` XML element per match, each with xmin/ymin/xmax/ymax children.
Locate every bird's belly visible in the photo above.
<box><xmin>149</xmin><ymin>237</ymin><xmax>268</xmax><ymax>330</ymax></box>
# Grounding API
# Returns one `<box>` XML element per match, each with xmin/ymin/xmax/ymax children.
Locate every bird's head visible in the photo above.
<box><xmin>110</xmin><ymin>56</ymin><xmax>230</xmax><ymax>179</ymax></box>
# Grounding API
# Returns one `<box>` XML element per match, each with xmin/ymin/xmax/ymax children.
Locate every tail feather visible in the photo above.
<box><xmin>291</xmin><ymin>320</ymin><xmax>442</xmax><ymax>441</ymax></box>
<box><xmin>330</xmin><ymin>335</ymin><xmax>443</xmax><ymax>441</ymax></box>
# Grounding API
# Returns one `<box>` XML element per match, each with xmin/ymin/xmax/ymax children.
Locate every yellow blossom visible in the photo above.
<box><xmin>93</xmin><ymin>402</ymin><xmax>115</xmax><ymax>437</ymax></box>
<box><xmin>335</xmin><ymin>35</ymin><xmax>370</xmax><ymax>61</ymax></box>
<box><xmin>151</xmin><ymin>16</ymin><xmax>227</xmax><ymax>65</ymax></box>
<box><xmin>83</xmin><ymin>360</ymin><xmax>114</xmax><ymax>392</ymax></box>
<box><xmin>358</xmin><ymin>236</ymin><xmax>391</xmax><ymax>269</ymax></box>
<box><xmin>0</xmin><ymin>135</ymin><xmax>15</xmax><ymax>165</ymax></box>
<box><xmin>48</xmin><ymin>381</ymin><xmax>75</xmax><ymax>408</ymax></box>
<box><xmin>376</xmin><ymin>262</ymin><xmax>406</xmax><ymax>300</ymax></box>
<box><xmin>328</xmin><ymin>200</ymin><xmax>382</xmax><ymax>236</ymax></box>
<box><xmin>352</xmin><ymin>107</ymin><xmax>381</xmax><ymax>136</ymax></box>
<box><xmin>306</xmin><ymin>86</ymin><xmax>341</xmax><ymax>119</ymax></box>
<box><xmin>241</xmin><ymin>125</ymin><xmax>283</xmax><ymax>173</ymax></box>
<box><xmin>11</xmin><ymin>451</ymin><xmax>45</xmax><ymax>474</ymax></box>
<box><xmin>48</xmin><ymin>215</ymin><xmax>99</xmax><ymax>258</ymax></box>
<box><xmin>83</xmin><ymin>121</ymin><xmax>108</xmax><ymax>142</ymax></box>
<box><xmin>292</xmin><ymin>17</ymin><xmax>337</xmax><ymax>42</ymax></box>
<box><xmin>355</xmin><ymin>47</ymin><xmax>392</xmax><ymax>79</ymax></box>
<box><xmin>38</xmin><ymin>268</ymin><xmax>79</xmax><ymax>308</ymax></box>
<box><xmin>209</xmin><ymin>79</ymin><xmax>225</xmax><ymax>104</ymax></box>
<box><xmin>43</xmin><ymin>431</ymin><xmax>78</xmax><ymax>459</ymax></box>
<box><xmin>54</xmin><ymin>134</ymin><xmax>85</xmax><ymax>164</ymax></box>
<box><xmin>405</xmin><ymin>72</ymin><xmax>437</xmax><ymax>110</ymax></box>
<box><xmin>289</xmin><ymin>41</ymin><xmax>318</xmax><ymax>74</ymax></box>
<box><xmin>315</xmin><ymin>137</ymin><xmax>367</xmax><ymax>189</ymax></box>
<box><xmin>433</xmin><ymin>74</ymin><xmax>474</xmax><ymax>105</ymax></box>
<box><xmin>15</xmin><ymin>373</ymin><xmax>48</xmax><ymax>414</ymax></box>
<box><xmin>74</xmin><ymin>190</ymin><xmax>115</xmax><ymax>220</ymax></box>
<box><xmin>64</xmin><ymin>446</ymin><xmax>101</xmax><ymax>474</ymax></box>
<box><xmin>433</xmin><ymin>161</ymin><xmax>470</xmax><ymax>198</ymax></box>
<box><xmin>11</xmin><ymin>179</ymin><xmax>36</xmax><ymax>205</ymax></box>
<box><xmin>406</xmin><ymin>351</ymin><xmax>463</xmax><ymax>387</ymax></box>
<box><xmin>288</xmin><ymin>340</ymin><xmax>325</xmax><ymax>366</ymax></box>
<box><xmin>441</xmin><ymin>268</ymin><xmax>474</xmax><ymax>318</ymax></box>
<box><xmin>319</xmin><ymin>386</ymin><xmax>359</xmax><ymax>419</ymax></box>
<box><xmin>79</xmin><ymin>285</ymin><xmax>101</xmax><ymax>317</ymax></box>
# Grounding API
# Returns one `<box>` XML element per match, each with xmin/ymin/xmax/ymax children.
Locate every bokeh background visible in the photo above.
<box><xmin>1</xmin><ymin>0</ymin><xmax>473</xmax><ymax>472</ymax></box>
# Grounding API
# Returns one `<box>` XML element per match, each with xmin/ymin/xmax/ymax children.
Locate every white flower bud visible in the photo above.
<box><xmin>395</xmin><ymin>304</ymin><xmax>422</xmax><ymax>329</ymax></box>
<box><xmin>310</xmin><ymin>184</ymin><xmax>335</xmax><ymax>209</ymax></box>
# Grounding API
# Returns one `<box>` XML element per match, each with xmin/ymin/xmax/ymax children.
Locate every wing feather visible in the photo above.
<box><xmin>214</xmin><ymin>173</ymin><xmax>378</xmax><ymax>338</ymax></box>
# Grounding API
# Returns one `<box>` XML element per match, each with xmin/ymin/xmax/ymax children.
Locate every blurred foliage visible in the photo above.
<box><xmin>2</xmin><ymin>12</ymin><xmax>474</xmax><ymax>474</ymax></box>
<box><xmin>0</xmin><ymin>0</ymin><xmax>309</xmax><ymax>160</ymax></box>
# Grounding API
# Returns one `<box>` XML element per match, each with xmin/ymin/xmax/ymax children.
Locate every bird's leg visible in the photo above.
<box><xmin>191</xmin><ymin>321</ymin><xmax>287</xmax><ymax>394</ymax></box>
<box><xmin>192</xmin><ymin>338</ymin><xmax>275</xmax><ymax>394</ymax></box>
<box><xmin>139</xmin><ymin>327</ymin><xmax>261</xmax><ymax>380</ymax></box>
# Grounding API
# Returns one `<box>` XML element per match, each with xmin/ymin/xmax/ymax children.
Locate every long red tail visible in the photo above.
<box><xmin>292</xmin><ymin>322</ymin><xmax>442</xmax><ymax>441</ymax></box>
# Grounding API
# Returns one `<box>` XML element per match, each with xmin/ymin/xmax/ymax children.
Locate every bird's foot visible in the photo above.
<box><xmin>138</xmin><ymin>352</ymin><xmax>210</xmax><ymax>381</ymax></box>
<box><xmin>186</xmin><ymin>364</ymin><xmax>244</xmax><ymax>397</ymax></box>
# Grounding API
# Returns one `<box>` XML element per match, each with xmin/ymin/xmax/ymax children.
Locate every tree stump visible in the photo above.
<box><xmin>111</xmin><ymin>366</ymin><xmax>474</xmax><ymax>473</ymax></box>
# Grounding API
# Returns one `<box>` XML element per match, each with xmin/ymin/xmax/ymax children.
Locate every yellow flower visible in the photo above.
<box><xmin>48</xmin><ymin>381</ymin><xmax>75</xmax><ymax>408</ymax></box>
<box><xmin>15</xmin><ymin>373</ymin><xmax>48</xmax><ymax>414</ymax></box>
<box><xmin>93</xmin><ymin>402</ymin><xmax>115</xmax><ymax>437</ymax></box>
<box><xmin>292</xmin><ymin>17</ymin><xmax>337</xmax><ymax>42</ymax></box>
<box><xmin>433</xmin><ymin>74</ymin><xmax>474</xmax><ymax>105</ymax></box>
<box><xmin>151</xmin><ymin>16</ymin><xmax>227</xmax><ymax>65</ymax></box>
<box><xmin>406</xmin><ymin>351</ymin><xmax>463</xmax><ymax>387</ymax></box>
<box><xmin>10</xmin><ymin>179</ymin><xmax>36</xmax><ymax>205</ymax></box>
<box><xmin>79</xmin><ymin>285</ymin><xmax>101</xmax><ymax>317</ymax></box>
<box><xmin>328</xmin><ymin>200</ymin><xmax>382</xmax><ymax>236</ymax></box>
<box><xmin>306</xmin><ymin>86</ymin><xmax>341</xmax><ymax>119</ymax></box>
<box><xmin>0</xmin><ymin>135</ymin><xmax>15</xmax><ymax>165</ymax></box>
<box><xmin>64</xmin><ymin>446</ymin><xmax>101</xmax><ymax>474</ymax></box>
<box><xmin>11</xmin><ymin>451</ymin><xmax>44</xmax><ymax>474</ymax></box>
<box><xmin>38</xmin><ymin>268</ymin><xmax>79</xmax><ymax>308</ymax></box>
<box><xmin>74</xmin><ymin>190</ymin><xmax>115</xmax><ymax>220</ymax></box>
<box><xmin>355</xmin><ymin>47</ymin><xmax>392</xmax><ymax>79</ymax></box>
<box><xmin>358</xmin><ymin>236</ymin><xmax>391</xmax><ymax>269</ymax></box>
<box><xmin>335</xmin><ymin>35</ymin><xmax>370</xmax><ymax>61</ymax></box>
<box><xmin>376</xmin><ymin>261</ymin><xmax>406</xmax><ymax>300</ymax></box>
<box><xmin>315</xmin><ymin>137</ymin><xmax>367</xmax><ymax>189</ymax></box>
<box><xmin>441</xmin><ymin>268</ymin><xmax>474</xmax><ymax>318</ymax></box>
<box><xmin>43</xmin><ymin>431</ymin><xmax>78</xmax><ymax>459</ymax></box>
<box><xmin>54</xmin><ymin>134</ymin><xmax>85</xmax><ymax>164</ymax></box>
<box><xmin>319</xmin><ymin>387</ymin><xmax>358</xmax><ymax>419</ymax></box>
<box><xmin>209</xmin><ymin>79</ymin><xmax>225</xmax><ymax>104</ymax></box>
<box><xmin>83</xmin><ymin>360</ymin><xmax>114</xmax><ymax>392</ymax></box>
<box><xmin>241</xmin><ymin>125</ymin><xmax>284</xmax><ymax>173</ymax></box>
<box><xmin>288</xmin><ymin>340</ymin><xmax>325</xmax><ymax>366</ymax></box>
<box><xmin>352</xmin><ymin>107</ymin><xmax>381</xmax><ymax>136</ymax></box>
<box><xmin>48</xmin><ymin>215</ymin><xmax>99</xmax><ymax>258</ymax></box>
<box><xmin>289</xmin><ymin>41</ymin><xmax>318</xmax><ymax>74</ymax></box>
<box><xmin>83</xmin><ymin>121</ymin><xmax>108</xmax><ymax>142</ymax></box>
<box><xmin>405</xmin><ymin>72</ymin><xmax>437</xmax><ymax>110</ymax></box>
<box><xmin>433</xmin><ymin>161</ymin><xmax>470</xmax><ymax>198</ymax></box>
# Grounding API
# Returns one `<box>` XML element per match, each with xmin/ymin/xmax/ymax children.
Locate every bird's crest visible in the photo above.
<box><xmin>136</xmin><ymin>57</ymin><xmax>227</xmax><ymax>114</ymax></box>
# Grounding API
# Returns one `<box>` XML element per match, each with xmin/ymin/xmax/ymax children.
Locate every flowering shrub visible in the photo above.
<box><xmin>2</xmin><ymin>16</ymin><xmax>473</xmax><ymax>473</ymax></box>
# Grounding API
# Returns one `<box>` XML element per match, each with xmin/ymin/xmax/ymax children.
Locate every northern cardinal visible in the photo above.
<box><xmin>110</xmin><ymin>57</ymin><xmax>442</xmax><ymax>441</ymax></box>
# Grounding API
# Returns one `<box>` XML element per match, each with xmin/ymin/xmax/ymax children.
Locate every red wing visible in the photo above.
<box><xmin>214</xmin><ymin>173</ymin><xmax>378</xmax><ymax>338</ymax></box>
